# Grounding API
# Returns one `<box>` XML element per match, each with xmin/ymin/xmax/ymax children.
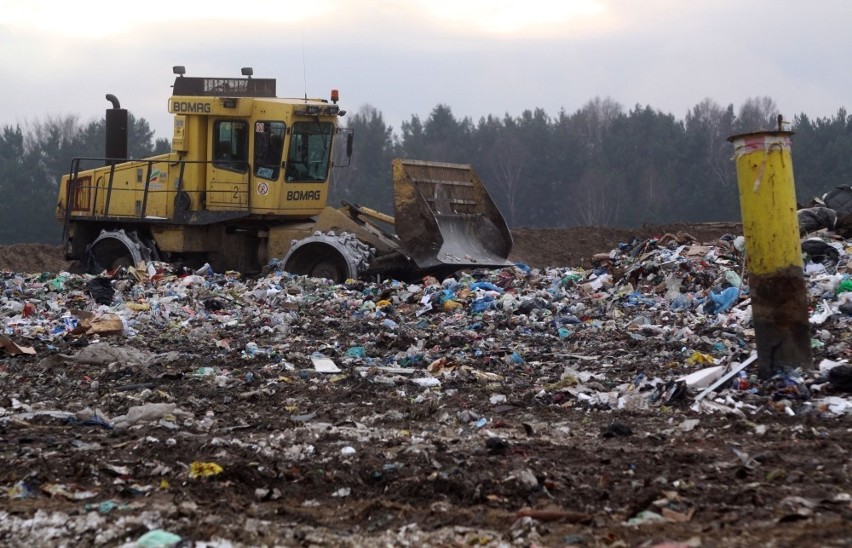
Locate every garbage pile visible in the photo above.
<box><xmin>4</xmin><ymin>226</ymin><xmax>849</xmax><ymax>418</ymax></box>
<box><xmin>1</xmin><ymin>221</ymin><xmax>851</xmax><ymax>545</ymax></box>
<box><xmin>5</xmin><ymin>223</ymin><xmax>852</xmax><ymax>412</ymax></box>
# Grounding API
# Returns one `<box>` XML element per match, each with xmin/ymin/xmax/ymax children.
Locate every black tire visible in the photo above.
<box><xmin>87</xmin><ymin>238</ymin><xmax>135</xmax><ymax>273</ymax></box>
<box><xmin>137</xmin><ymin>234</ymin><xmax>162</xmax><ymax>262</ymax></box>
<box><xmin>67</xmin><ymin>260</ymin><xmax>86</xmax><ymax>275</ymax></box>
<box><xmin>284</xmin><ymin>244</ymin><xmax>350</xmax><ymax>283</ymax></box>
<box><xmin>310</xmin><ymin>258</ymin><xmax>346</xmax><ymax>282</ymax></box>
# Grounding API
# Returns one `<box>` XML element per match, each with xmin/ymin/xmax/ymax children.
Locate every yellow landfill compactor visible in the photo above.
<box><xmin>56</xmin><ymin>67</ymin><xmax>513</xmax><ymax>282</ymax></box>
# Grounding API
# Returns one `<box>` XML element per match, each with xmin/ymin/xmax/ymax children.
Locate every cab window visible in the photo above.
<box><xmin>213</xmin><ymin>120</ymin><xmax>248</xmax><ymax>172</ymax></box>
<box><xmin>254</xmin><ymin>121</ymin><xmax>286</xmax><ymax>180</ymax></box>
<box><xmin>285</xmin><ymin>121</ymin><xmax>333</xmax><ymax>182</ymax></box>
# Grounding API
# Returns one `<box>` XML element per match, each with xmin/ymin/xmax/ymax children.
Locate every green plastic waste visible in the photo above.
<box><xmin>136</xmin><ymin>529</ymin><xmax>182</xmax><ymax>547</ymax></box>
<box><xmin>345</xmin><ymin>346</ymin><xmax>366</xmax><ymax>358</ymax></box>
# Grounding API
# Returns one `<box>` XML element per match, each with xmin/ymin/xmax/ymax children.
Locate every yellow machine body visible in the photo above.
<box><xmin>56</xmin><ymin>70</ymin><xmax>512</xmax><ymax>280</ymax></box>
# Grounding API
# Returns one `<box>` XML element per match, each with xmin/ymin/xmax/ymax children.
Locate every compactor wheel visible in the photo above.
<box><xmin>282</xmin><ymin>232</ymin><xmax>373</xmax><ymax>283</ymax></box>
<box><xmin>84</xmin><ymin>229</ymin><xmax>159</xmax><ymax>274</ymax></box>
<box><xmin>289</xmin><ymin>252</ymin><xmax>349</xmax><ymax>283</ymax></box>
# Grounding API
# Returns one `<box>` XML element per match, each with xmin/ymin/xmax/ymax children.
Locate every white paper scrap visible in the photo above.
<box><xmin>311</xmin><ymin>355</ymin><xmax>341</xmax><ymax>373</ymax></box>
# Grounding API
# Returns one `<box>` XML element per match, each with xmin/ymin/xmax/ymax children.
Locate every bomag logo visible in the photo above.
<box><xmin>172</xmin><ymin>101</ymin><xmax>212</xmax><ymax>114</ymax></box>
<box><xmin>287</xmin><ymin>190</ymin><xmax>321</xmax><ymax>201</ymax></box>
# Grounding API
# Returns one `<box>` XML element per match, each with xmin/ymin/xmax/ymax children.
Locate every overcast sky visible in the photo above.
<box><xmin>2</xmin><ymin>0</ymin><xmax>849</xmax><ymax>141</ymax></box>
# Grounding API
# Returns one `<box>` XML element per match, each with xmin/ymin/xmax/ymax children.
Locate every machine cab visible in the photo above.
<box><xmin>168</xmin><ymin>67</ymin><xmax>343</xmax><ymax>218</ymax></box>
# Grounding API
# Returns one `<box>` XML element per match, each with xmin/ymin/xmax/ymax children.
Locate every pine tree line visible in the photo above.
<box><xmin>331</xmin><ymin>97</ymin><xmax>852</xmax><ymax>229</ymax></box>
<box><xmin>2</xmin><ymin>97</ymin><xmax>850</xmax><ymax>245</ymax></box>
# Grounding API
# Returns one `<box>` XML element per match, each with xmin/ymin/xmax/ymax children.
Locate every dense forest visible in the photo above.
<box><xmin>0</xmin><ymin>115</ymin><xmax>170</xmax><ymax>244</ymax></box>
<box><xmin>2</xmin><ymin>96</ymin><xmax>851</xmax><ymax>245</ymax></box>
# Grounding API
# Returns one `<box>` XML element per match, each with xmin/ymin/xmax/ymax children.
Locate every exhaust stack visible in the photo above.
<box><xmin>104</xmin><ymin>94</ymin><xmax>127</xmax><ymax>165</ymax></box>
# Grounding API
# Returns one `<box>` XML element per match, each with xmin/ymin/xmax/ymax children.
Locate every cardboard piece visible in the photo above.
<box><xmin>72</xmin><ymin>314</ymin><xmax>124</xmax><ymax>336</ymax></box>
<box><xmin>0</xmin><ymin>336</ymin><xmax>36</xmax><ymax>356</ymax></box>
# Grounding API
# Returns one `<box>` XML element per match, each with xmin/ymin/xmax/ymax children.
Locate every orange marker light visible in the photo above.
<box><xmin>331</xmin><ymin>89</ymin><xmax>339</xmax><ymax>104</ymax></box>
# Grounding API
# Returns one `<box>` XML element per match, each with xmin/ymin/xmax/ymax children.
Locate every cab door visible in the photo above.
<box><xmin>251</xmin><ymin>120</ymin><xmax>286</xmax><ymax>213</ymax></box>
<box><xmin>207</xmin><ymin>119</ymin><xmax>250</xmax><ymax>211</ymax></box>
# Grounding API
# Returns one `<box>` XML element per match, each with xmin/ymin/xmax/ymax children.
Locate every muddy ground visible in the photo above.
<box><xmin>1</xmin><ymin>224</ymin><xmax>851</xmax><ymax>547</ymax></box>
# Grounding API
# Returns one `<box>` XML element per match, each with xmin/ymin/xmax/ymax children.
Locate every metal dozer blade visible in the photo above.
<box><xmin>392</xmin><ymin>159</ymin><xmax>513</xmax><ymax>275</ymax></box>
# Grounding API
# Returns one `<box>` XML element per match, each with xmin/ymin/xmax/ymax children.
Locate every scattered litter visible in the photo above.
<box><xmin>679</xmin><ymin>366</ymin><xmax>725</xmax><ymax>389</ymax></box>
<box><xmin>694</xmin><ymin>355</ymin><xmax>757</xmax><ymax>402</ymax></box>
<box><xmin>602</xmin><ymin>421</ymin><xmax>633</xmax><ymax>438</ymax></box>
<box><xmin>679</xmin><ymin>418</ymin><xmax>700</xmax><ymax>432</ymax></box>
<box><xmin>112</xmin><ymin>403</ymin><xmax>191</xmax><ymax>430</ymax></box>
<box><xmin>189</xmin><ymin>461</ymin><xmax>224</xmax><ymax>478</ymax></box>
<box><xmin>135</xmin><ymin>529</ymin><xmax>183</xmax><ymax>548</ymax></box>
<box><xmin>59</xmin><ymin>343</ymin><xmax>157</xmax><ymax>366</ymax></box>
<box><xmin>828</xmin><ymin>365</ymin><xmax>852</xmax><ymax>392</ymax></box>
<box><xmin>311</xmin><ymin>353</ymin><xmax>341</xmax><ymax>373</ymax></box>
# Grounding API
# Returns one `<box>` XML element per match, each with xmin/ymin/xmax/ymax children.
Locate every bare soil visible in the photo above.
<box><xmin>0</xmin><ymin>243</ymin><xmax>73</xmax><ymax>275</ymax></box>
<box><xmin>508</xmin><ymin>222</ymin><xmax>743</xmax><ymax>269</ymax></box>
<box><xmin>2</xmin><ymin>223</ymin><xmax>850</xmax><ymax>547</ymax></box>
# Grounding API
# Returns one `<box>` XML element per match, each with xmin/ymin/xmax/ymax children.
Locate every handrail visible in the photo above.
<box><xmin>141</xmin><ymin>160</ymin><xmax>154</xmax><ymax>218</ymax></box>
<box><xmin>63</xmin><ymin>156</ymin><xmax>254</xmax><ymax>222</ymax></box>
<box><xmin>103</xmin><ymin>163</ymin><xmax>117</xmax><ymax>216</ymax></box>
<box><xmin>61</xmin><ymin>157</ymin><xmax>80</xmax><ymax>243</ymax></box>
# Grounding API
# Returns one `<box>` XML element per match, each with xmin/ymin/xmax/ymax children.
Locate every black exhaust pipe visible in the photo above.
<box><xmin>105</xmin><ymin>94</ymin><xmax>127</xmax><ymax>165</ymax></box>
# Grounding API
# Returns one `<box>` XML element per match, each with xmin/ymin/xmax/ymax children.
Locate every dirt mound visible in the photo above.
<box><xmin>509</xmin><ymin>222</ymin><xmax>741</xmax><ymax>268</ymax></box>
<box><xmin>0</xmin><ymin>243</ymin><xmax>72</xmax><ymax>274</ymax></box>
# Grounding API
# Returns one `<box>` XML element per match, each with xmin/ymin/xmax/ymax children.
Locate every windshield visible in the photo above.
<box><xmin>285</xmin><ymin>121</ymin><xmax>333</xmax><ymax>182</ymax></box>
